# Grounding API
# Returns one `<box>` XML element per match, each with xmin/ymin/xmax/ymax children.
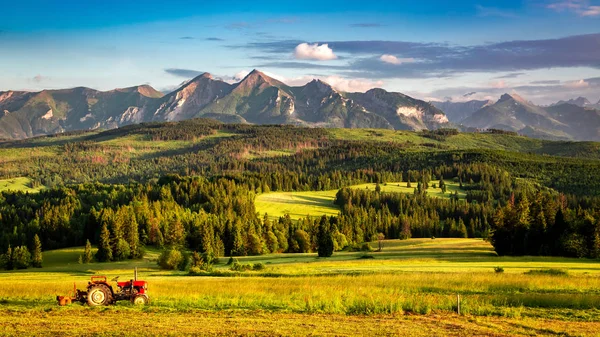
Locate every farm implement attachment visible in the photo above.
<box><xmin>57</xmin><ymin>268</ymin><xmax>149</xmax><ymax>306</ymax></box>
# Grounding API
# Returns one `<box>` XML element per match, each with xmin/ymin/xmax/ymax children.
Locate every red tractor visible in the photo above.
<box><xmin>58</xmin><ymin>268</ymin><xmax>149</xmax><ymax>306</ymax></box>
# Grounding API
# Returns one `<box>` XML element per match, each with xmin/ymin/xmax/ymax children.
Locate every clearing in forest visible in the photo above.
<box><xmin>255</xmin><ymin>180</ymin><xmax>465</xmax><ymax>220</ymax></box>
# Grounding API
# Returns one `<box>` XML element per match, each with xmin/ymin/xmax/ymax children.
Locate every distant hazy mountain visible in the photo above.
<box><xmin>550</xmin><ymin>97</ymin><xmax>593</xmax><ymax>108</ymax></box>
<box><xmin>462</xmin><ymin>93</ymin><xmax>563</xmax><ymax>131</ymax></box>
<box><xmin>0</xmin><ymin>70</ymin><xmax>449</xmax><ymax>140</ymax></box>
<box><xmin>460</xmin><ymin>94</ymin><xmax>600</xmax><ymax>141</ymax></box>
<box><xmin>545</xmin><ymin>103</ymin><xmax>600</xmax><ymax>141</ymax></box>
<box><xmin>431</xmin><ymin>100</ymin><xmax>493</xmax><ymax>123</ymax></box>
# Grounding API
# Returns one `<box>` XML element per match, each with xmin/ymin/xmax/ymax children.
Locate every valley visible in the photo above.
<box><xmin>0</xmin><ymin>120</ymin><xmax>598</xmax><ymax>336</ymax></box>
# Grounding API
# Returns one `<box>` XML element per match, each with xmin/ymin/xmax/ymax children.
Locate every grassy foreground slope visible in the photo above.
<box><xmin>0</xmin><ymin>239</ymin><xmax>599</xmax><ymax>335</ymax></box>
<box><xmin>256</xmin><ymin>180</ymin><xmax>465</xmax><ymax>220</ymax></box>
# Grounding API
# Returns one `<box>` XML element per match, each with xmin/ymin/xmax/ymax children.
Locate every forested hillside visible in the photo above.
<box><xmin>0</xmin><ymin>119</ymin><xmax>598</xmax><ymax>263</ymax></box>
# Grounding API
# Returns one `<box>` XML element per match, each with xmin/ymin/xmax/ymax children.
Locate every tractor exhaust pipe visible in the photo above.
<box><xmin>134</xmin><ymin>267</ymin><xmax>138</xmax><ymax>281</ymax></box>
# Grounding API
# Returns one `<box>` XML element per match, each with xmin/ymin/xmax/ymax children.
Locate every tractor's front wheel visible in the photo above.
<box><xmin>132</xmin><ymin>294</ymin><xmax>149</xmax><ymax>306</ymax></box>
<box><xmin>87</xmin><ymin>285</ymin><xmax>112</xmax><ymax>306</ymax></box>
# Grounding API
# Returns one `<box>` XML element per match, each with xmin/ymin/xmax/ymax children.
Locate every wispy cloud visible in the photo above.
<box><xmin>253</xmin><ymin>61</ymin><xmax>347</xmax><ymax>70</ymax></box>
<box><xmin>165</xmin><ymin>68</ymin><xmax>205</xmax><ymax>78</ymax></box>
<box><xmin>494</xmin><ymin>72</ymin><xmax>525</xmax><ymax>79</ymax></box>
<box><xmin>205</xmin><ymin>37</ymin><xmax>224</xmax><ymax>41</ymax></box>
<box><xmin>530</xmin><ymin>80</ymin><xmax>561</xmax><ymax>85</ymax></box>
<box><xmin>239</xmin><ymin>34</ymin><xmax>600</xmax><ymax>79</ymax></box>
<box><xmin>226</xmin><ymin>22</ymin><xmax>251</xmax><ymax>30</ymax></box>
<box><xmin>419</xmin><ymin>76</ymin><xmax>600</xmax><ymax>105</ymax></box>
<box><xmin>547</xmin><ymin>0</ymin><xmax>600</xmax><ymax>16</ymax></box>
<box><xmin>32</xmin><ymin>75</ymin><xmax>47</xmax><ymax>83</ymax></box>
<box><xmin>581</xmin><ymin>5</ymin><xmax>600</xmax><ymax>15</ymax></box>
<box><xmin>475</xmin><ymin>5</ymin><xmax>519</xmax><ymax>18</ymax></box>
<box><xmin>180</xmin><ymin>36</ymin><xmax>194</xmax><ymax>40</ymax></box>
<box><xmin>349</xmin><ymin>23</ymin><xmax>384</xmax><ymax>28</ymax></box>
<box><xmin>266</xmin><ymin>17</ymin><xmax>299</xmax><ymax>24</ymax></box>
<box><xmin>380</xmin><ymin>55</ymin><xmax>415</xmax><ymax>65</ymax></box>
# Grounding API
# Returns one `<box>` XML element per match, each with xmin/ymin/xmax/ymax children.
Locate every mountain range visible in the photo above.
<box><xmin>432</xmin><ymin>94</ymin><xmax>600</xmax><ymax>141</ymax></box>
<box><xmin>0</xmin><ymin>70</ymin><xmax>449</xmax><ymax>140</ymax></box>
<box><xmin>1</xmin><ymin>70</ymin><xmax>599</xmax><ymax>141</ymax></box>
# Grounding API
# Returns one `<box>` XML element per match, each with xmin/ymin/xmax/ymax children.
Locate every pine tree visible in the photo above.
<box><xmin>4</xmin><ymin>245</ymin><xmax>12</xmax><ymax>270</ymax></box>
<box><xmin>96</xmin><ymin>223</ymin><xmax>113</xmax><ymax>262</ymax></box>
<box><xmin>457</xmin><ymin>218</ymin><xmax>468</xmax><ymax>238</ymax></box>
<box><xmin>167</xmin><ymin>219</ymin><xmax>186</xmax><ymax>247</ymax></box>
<box><xmin>83</xmin><ymin>239</ymin><xmax>93</xmax><ymax>263</ymax></box>
<box><xmin>31</xmin><ymin>234</ymin><xmax>43</xmax><ymax>268</ymax></box>
<box><xmin>231</xmin><ymin>220</ymin><xmax>245</xmax><ymax>256</ymax></box>
<box><xmin>125</xmin><ymin>209</ymin><xmax>140</xmax><ymax>258</ymax></box>
<box><xmin>400</xmin><ymin>217</ymin><xmax>411</xmax><ymax>240</ymax></box>
<box><xmin>316</xmin><ymin>216</ymin><xmax>334</xmax><ymax>257</ymax></box>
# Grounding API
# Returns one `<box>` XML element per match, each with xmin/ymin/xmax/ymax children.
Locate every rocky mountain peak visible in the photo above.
<box><xmin>498</xmin><ymin>93</ymin><xmax>529</xmax><ymax>105</ymax></box>
<box><xmin>306</xmin><ymin>79</ymin><xmax>335</xmax><ymax>94</ymax></box>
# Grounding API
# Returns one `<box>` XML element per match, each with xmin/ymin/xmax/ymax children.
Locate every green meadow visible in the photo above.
<box><xmin>0</xmin><ymin>238</ymin><xmax>599</xmax><ymax>336</ymax></box>
<box><xmin>0</xmin><ymin>177</ymin><xmax>42</xmax><ymax>193</ymax></box>
<box><xmin>255</xmin><ymin>180</ymin><xmax>465</xmax><ymax>220</ymax></box>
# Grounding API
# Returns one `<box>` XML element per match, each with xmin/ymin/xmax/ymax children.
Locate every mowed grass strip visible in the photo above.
<box><xmin>255</xmin><ymin>181</ymin><xmax>465</xmax><ymax>220</ymax></box>
<box><xmin>2</xmin><ymin>309</ymin><xmax>599</xmax><ymax>337</ymax></box>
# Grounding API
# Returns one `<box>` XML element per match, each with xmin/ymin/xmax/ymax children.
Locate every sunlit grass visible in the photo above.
<box><xmin>255</xmin><ymin>181</ymin><xmax>466</xmax><ymax>220</ymax></box>
<box><xmin>0</xmin><ymin>238</ymin><xmax>598</xmax><ymax>337</ymax></box>
<box><xmin>0</xmin><ymin>177</ymin><xmax>42</xmax><ymax>193</ymax></box>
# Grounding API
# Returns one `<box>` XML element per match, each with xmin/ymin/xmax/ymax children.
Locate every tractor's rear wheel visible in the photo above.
<box><xmin>132</xmin><ymin>294</ymin><xmax>149</xmax><ymax>305</ymax></box>
<box><xmin>87</xmin><ymin>285</ymin><xmax>112</xmax><ymax>306</ymax></box>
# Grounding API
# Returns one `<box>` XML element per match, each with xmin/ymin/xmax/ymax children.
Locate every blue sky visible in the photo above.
<box><xmin>1</xmin><ymin>0</ymin><xmax>599</xmax><ymax>104</ymax></box>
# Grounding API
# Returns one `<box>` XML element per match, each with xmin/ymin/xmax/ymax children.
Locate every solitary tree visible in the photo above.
<box><xmin>4</xmin><ymin>245</ymin><xmax>12</xmax><ymax>270</ymax></box>
<box><xmin>83</xmin><ymin>239</ymin><xmax>93</xmax><ymax>263</ymax></box>
<box><xmin>31</xmin><ymin>234</ymin><xmax>43</xmax><ymax>268</ymax></box>
<box><xmin>317</xmin><ymin>216</ymin><xmax>334</xmax><ymax>257</ymax></box>
<box><xmin>377</xmin><ymin>233</ymin><xmax>385</xmax><ymax>252</ymax></box>
<box><xmin>96</xmin><ymin>223</ymin><xmax>113</xmax><ymax>262</ymax></box>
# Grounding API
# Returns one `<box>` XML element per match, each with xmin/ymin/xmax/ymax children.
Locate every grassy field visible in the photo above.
<box><xmin>255</xmin><ymin>190</ymin><xmax>340</xmax><ymax>220</ymax></box>
<box><xmin>0</xmin><ymin>177</ymin><xmax>42</xmax><ymax>193</ymax></box>
<box><xmin>0</xmin><ymin>239</ymin><xmax>599</xmax><ymax>336</ymax></box>
<box><xmin>255</xmin><ymin>180</ymin><xmax>465</xmax><ymax>220</ymax></box>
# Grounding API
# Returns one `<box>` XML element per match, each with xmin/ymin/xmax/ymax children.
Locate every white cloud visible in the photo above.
<box><xmin>234</xmin><ymin>70</ymin><xmax>250</xmax><ymax>81</ymax></box>
<box><xmin>294</xmin><ymin>43</ymin><xmax>337</xmax><ymax>61</ymax></box>
<box><xmin>490</xmin><ymin>80</ymin><xmax>507</xmax><ymax>89</ymax></box>
<box><xmin>320</xmin><ymin>76</ymin><xmax>384</xmax><ymax>92</ymax></box>
<box><xmin>380</xmin><ymin>55</ymin><xmax>415</xmax><ymax>65</ymax></box>
<box><xmin>564</xmin><ymin>79</ymin><xmax>589</xmax><ymax>88</ymax></box>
